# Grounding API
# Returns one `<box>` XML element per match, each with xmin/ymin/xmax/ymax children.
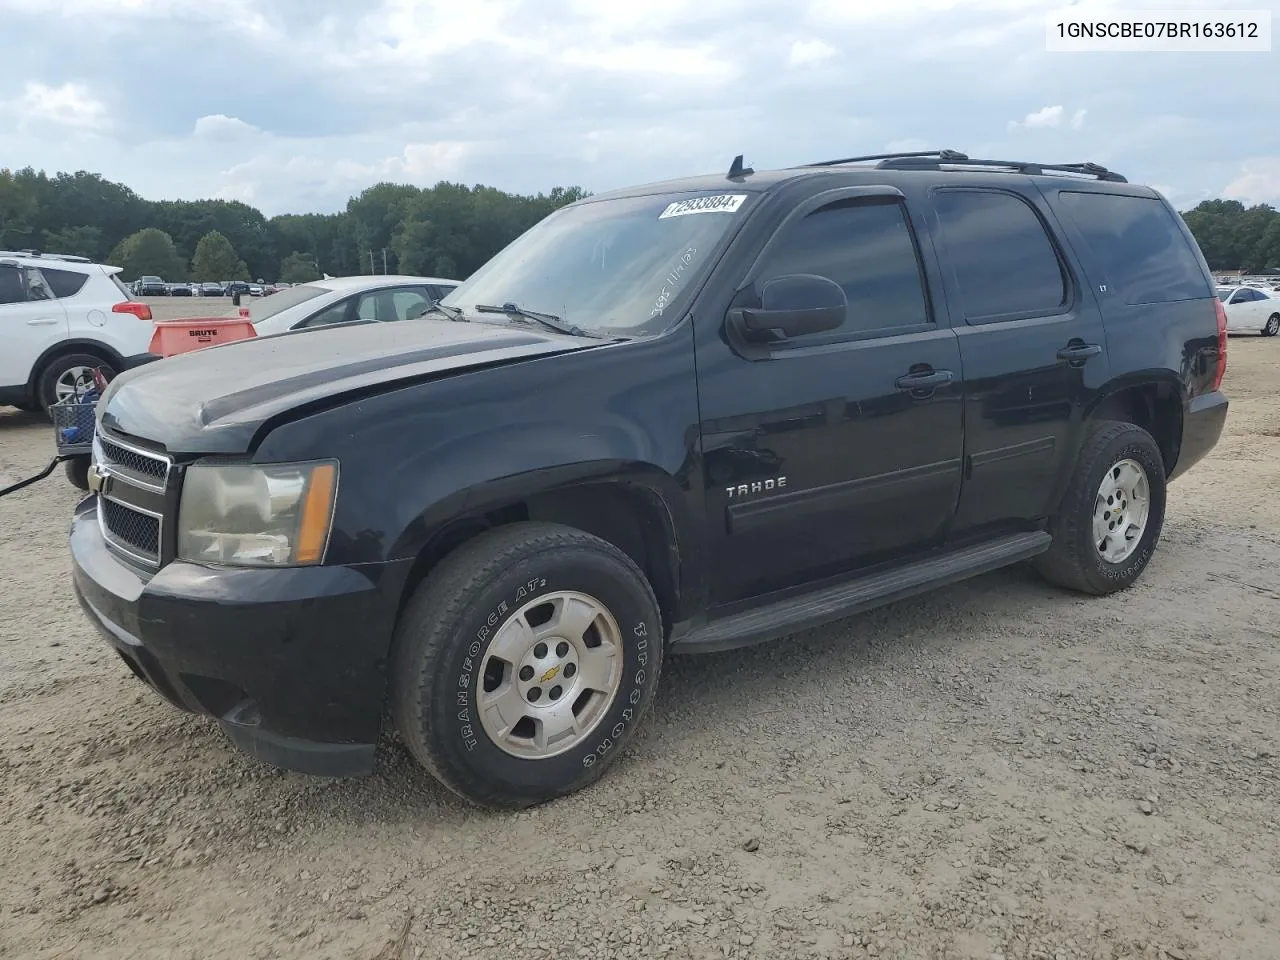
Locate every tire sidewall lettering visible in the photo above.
<box><xmin>435</xmin><ymin>554</ymin><xmax>659</xmax><ymax>791</ymax></box>
<box><xmin>1088</xmin><ymin>437</ymin><xmax>1166</xmax><ymax>585</ymax></box>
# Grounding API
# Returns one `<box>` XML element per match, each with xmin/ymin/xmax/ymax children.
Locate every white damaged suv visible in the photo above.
<box><xmin>0</xmin><ymin>250</ymin><xmax>157</xmax><ymax>414</ymax></box>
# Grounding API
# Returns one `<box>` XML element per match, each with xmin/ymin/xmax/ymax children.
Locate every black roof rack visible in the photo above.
<box><xmin>805</xmin><ymin>149</ymin><xmax>970</xmax><ymax>168</ymax></box>
<box><xmin>874</xmin><ymin>155</ymin><xmax>1127</xmax><ymax>182</ymax></box>
<box><xmin>0</xmin><ymin>249</ymin><xmax>94</xmax><ymax>263</ymax></box>
<box><xmin>800</xmin><ymin>149</ymin><xmax>1126</xmax><ymax>183</ymax></box>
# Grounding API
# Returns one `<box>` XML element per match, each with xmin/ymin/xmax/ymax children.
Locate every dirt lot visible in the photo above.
<box><xmin>1</xmin><ymin>333</ymin><xmax>1278</xmax><ymax>960</ymax></box>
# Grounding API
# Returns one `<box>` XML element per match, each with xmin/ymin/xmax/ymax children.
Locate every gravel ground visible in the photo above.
<box><xmin>1</xmin><ymin>330</ymin><xmax>1278</xmax><ymax>960</ymax></box>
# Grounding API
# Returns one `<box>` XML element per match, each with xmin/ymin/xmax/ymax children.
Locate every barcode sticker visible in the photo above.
<box><xmin>658</xmin><ymin>195</ymin><xmax>747</xmax><ymax>219</ymax></box>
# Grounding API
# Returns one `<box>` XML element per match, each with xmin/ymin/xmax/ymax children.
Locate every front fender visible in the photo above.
<box><xmin>250</xmin><ymin>335</ymin><xmax>705</xmax><ymax>575</ymax></box>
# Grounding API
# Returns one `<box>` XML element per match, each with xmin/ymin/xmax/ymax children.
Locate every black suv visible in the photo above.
<box><xmin>70</xmin><ymin>150</ymin><xmax>1228</xmax><ymax>809</ymax></box>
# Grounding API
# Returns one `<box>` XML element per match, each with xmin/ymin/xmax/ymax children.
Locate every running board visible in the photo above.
<box><xmin>672</xmin><ymin>531</ymin><xmax>1051</xmax><ymax>653</ymax></box>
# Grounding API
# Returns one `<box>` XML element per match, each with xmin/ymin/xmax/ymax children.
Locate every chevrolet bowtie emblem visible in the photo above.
<box><xmin>86</xmin><ymin>463</ymin><xmax>110</xmax><ymax>495</ymax></box>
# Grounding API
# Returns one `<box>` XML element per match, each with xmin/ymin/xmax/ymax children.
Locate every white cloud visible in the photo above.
<box><xmin>398</xmin><ymin>141</ymin><xmax>471</xmax><ymax>177</ymax></box>
<box><xmin>213</xmin><ymin>136</ymin><xmax>474</xmax><ymax>207</ymax></box>
<box><xmin>1009</xmin><ymin>105</ymin><xmax>1065</xmax><ymax>130</ymax></box>
<box><xmin>789</xmin><ymin>39</ymin><xmax>837</xmax><ymax>66</ymax></box>
<box><xmin>0</xmin><ymin>81</ymin><xmax>109</xmax><ymax>133</ymax></box>
<box><xmin>192</xmin><ymin>114</ymin><xmax>260</xmax><ymax>140</ymax></box>
<box><xmin>807</xmin><ymin>0</ymin><xmax>1052</xmax><ymax>21</ymax></box>
<box><xmin>561</xmin><ymin>40</ymin><xmax>734</xmax><ymax>80</ymax></box>
<box><xmin>1223</xmin><ymin>158</ymin><xmax>1280</xmax><ymax>207</ymax></box>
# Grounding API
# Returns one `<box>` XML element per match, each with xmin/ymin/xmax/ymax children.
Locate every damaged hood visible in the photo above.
<box><xmin>99</xmin><ymin>318</ymin><xmax>597</xmax><ymax>454</ymax></box>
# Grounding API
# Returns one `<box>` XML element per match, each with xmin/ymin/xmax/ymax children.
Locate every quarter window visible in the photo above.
<box><xmin>933</xmin><ymin>190</ymin><xmax>1067</xmax><ymax>321</ymax></box>
<box><xmin>41</xmin><ymin>267</ymin><xmax>89</xmax><ymax>298</ymax></box>
<box><xmin>1056</xmin><ymin>191</ymin><xmax>1210</xmax><ymax>304</ymax></box>
<box><xmin>753</xmin><ymin>198</ymin><xmax>932</xmax><ymax>338</ymax></box>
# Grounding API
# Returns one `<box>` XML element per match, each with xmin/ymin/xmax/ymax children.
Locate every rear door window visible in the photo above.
<box><xmin>1056</xmin><ymin>191</ymin><xmax>1210</xmax><ymax>304</ymax></box>
<box><xmin>932</xmin><ymin>189</ymin><xmax>1068</xmax><ymax>322</ymax></box>
<box><xmin>42</xmin><ymin>268</ymin><xmax>89</xmax><ymax>298</ymax></box>
<box><xmin>0</xmin><ymin>265</ymin><xmax>24</xmax><ymax>304</ymax></box>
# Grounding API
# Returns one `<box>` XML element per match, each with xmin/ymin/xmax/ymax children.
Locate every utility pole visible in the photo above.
<box><xmin>382</xmin><ymin>248</ymin><xmax>388</xmax><ymax>274</ymax></box>
<box><xmin>369</xmin><ymin>250</ymin><xmax>375</xmax><ymax>274</ymax></box>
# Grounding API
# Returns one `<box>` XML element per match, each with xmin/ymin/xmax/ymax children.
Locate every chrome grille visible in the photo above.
<box><xmin>98</xmin><ymin>436</ymin><xmax>168</xmax><ymax>487</ymax></box>
<box><xmin>95</xmin><ymin>432</ymin><xmax>173</xmax><ymax>568</ymax></box>
<box><xmin>101</xmin><ymin>498</ymin><xmax>161</xmax><ymax>559</ymax></box>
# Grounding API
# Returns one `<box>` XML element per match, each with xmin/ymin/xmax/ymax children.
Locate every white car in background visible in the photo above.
<box><xmin>242</xmin><ymin>274</ymin><xmax>461</xmax><ymax>337</ymax></box>
<box><xmin>0</xmin><ymin>251</ymin><xmax>156</xmax><ymax>414</ymax></box>
<box><xmin>1217</xmin><ymin>285</ymin><xmax>1280</xmax><ymax>337</ymax></box>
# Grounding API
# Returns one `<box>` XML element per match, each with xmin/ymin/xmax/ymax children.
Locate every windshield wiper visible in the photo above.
<box><xmin>420</xmin><ymin>301</ymin><xmax>464</xmax><ymax>321</ymax></box>
<box><xmin>474</xmin><ymin>302</ymin><xmax>600</xmax><ymax>338</ymax></box>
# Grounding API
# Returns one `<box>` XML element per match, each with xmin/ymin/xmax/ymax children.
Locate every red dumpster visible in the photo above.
<box><xmin>148</xmin><ymin>316</ymin><xmax>256</xmax><ymax>358</ymax></box>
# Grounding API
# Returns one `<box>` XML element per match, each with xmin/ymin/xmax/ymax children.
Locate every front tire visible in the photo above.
<box><xmin>64</xmin><ymin>456</ymin><xmax>90</xmax><ymax>491</ymax></box>
<box><xmin>1263</xmin><ymin>314</ymin><xmax>1279</xmax><ymax>337</ymax></box>
<box><xmin>390</xmin><ymin>522</ymin><xmax>663</xmax><ymax>809</ymax></box>
<box><xmin>1035</xmin><ymin>420</ymin><xmax>1167</xmax><ymax>596</ymax></box>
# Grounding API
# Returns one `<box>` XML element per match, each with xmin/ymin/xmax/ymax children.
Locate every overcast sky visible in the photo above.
<box><xmin>1</xmin><ymin>0</ymin><xmax>1276</xmax><ymax>217</ymax></box>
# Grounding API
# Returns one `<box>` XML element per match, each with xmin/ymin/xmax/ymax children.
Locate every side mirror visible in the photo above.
<box><xmin>729</xmin><ymin>274</ymin><xmax>846</xmax><ymax>341</ymax></box>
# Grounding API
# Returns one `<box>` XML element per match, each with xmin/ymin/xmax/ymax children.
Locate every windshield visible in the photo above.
<box><xmin>247</xmin><ymin>283</ymin><xmax>329</xmax><ymax>323</ymax></box>
<box><xmin>441</xmin><ymin>191</ymin><xmax>754</xmax><ymax>335</ymax></box>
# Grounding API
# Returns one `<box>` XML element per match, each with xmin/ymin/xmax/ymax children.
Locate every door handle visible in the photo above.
<box><xmin>26</xmin><ymin>318</ymin><xmax>59</xmax><ymax>326</ymax></box>
<box><xmin>1057</xmin><ymin>342</ymin><xmax>1102</xmax><ymax>364</ymax></box>
<box><xmin>895</xmin><ymin>369</ymin><xmax>954</xmax><ymax>390</ymax></box>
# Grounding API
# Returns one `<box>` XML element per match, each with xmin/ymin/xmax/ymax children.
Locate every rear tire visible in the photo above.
<box><xmin>390</xmin><ymin>521</ymin><xmax>663</xmax><ymax>809</ymax></box>
<box><xmin>1034</xmin><ymin>420</ymin><xmax>1167</xmax><ymax>596</ymax></box>
<box><xmin>1263</xmin><ymin>314</ymin><xmax>1279</xmax><ymax>337</ymax></box>
<box><xmin>37</xmin><ymin>353</ymin><xmax>114</xmax><ymax>416</ymax></box>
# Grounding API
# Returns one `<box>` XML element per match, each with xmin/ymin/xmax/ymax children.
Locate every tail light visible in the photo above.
<box><xmin>1211</xmin><ymin>298</ymin><xmax>1228</xmax><ymax>392</ymax></box>
<box><xmin>113</xmin><ymin>301</ymin><xmax>153</xmax><ymax>322</ymax></box>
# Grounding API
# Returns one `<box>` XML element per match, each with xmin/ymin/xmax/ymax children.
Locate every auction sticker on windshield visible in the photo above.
<box><xmin>658</xmin><ymin>195</ymin><xmax>747</xmax><ymax>219</ymax></box>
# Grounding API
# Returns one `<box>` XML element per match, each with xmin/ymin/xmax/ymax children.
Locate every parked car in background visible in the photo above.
<box><xmin>136</xmin><ymin>275</ymin><xmax>167</xmax><ymax>296</ymax></box>
<box><xmin>242</xmin><ymin>275</ymin><xmax>460</xmax><ymax>336</ymax></box>
<box><xmin>200</xmin><ymin>282</ymin><xmax>224</xmax><ymax>296</ymax></box>
<box><xmin>1218</xmin><ymin>285</ymin><xmax>1280</xmax><ymax>335</ymax></box>
<box><xmin>169</xmin><ymin>282</ymin><xmax>192</xmax><ymax>297</ymax></box>
<box><xmin>224</xmin><ymin>280</ymin><xmax>251</xmax><ymax>298</ymax></box>
<box><xmin>0</xmin><ymin>250</ymin><xmax>155</xmax><ymax>413</ymax></box>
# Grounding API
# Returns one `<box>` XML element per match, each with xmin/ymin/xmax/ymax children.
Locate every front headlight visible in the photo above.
<box><xmin>177</xmin><ymin>460</ymin><xmax>338</xmax><ymax>566</ymax></box>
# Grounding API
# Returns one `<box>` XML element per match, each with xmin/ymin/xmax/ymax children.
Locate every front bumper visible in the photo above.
<box><xmin>1169</xmin><ymin>390</ymin><xmax>1228</xmax><ymax>482</ymax></box>
<box><xmin>70</xmin><ymin>498</ymin><xmax>412</xmax><ymax>776</ymax></box>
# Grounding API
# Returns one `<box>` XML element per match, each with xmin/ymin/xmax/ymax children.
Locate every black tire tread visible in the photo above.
<box><xmin>389</xmin><ymin>521</ymin><xmax>661</xmax><ymax>809</ymax></box>
<box><xmin>1034</xmin><ymin>419</ymin><xmax>1163</xmax><ymax>596</ymax></box>
<box><xmin>64</xmin><ymin>456</ymin><xmax>90</xmax><ymax>491</ymax></box>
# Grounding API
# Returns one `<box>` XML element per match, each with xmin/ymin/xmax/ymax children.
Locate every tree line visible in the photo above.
<box><xmin>2</xmin><ymin>166</ymin><xmax>1278</xmax><ymax>281</ymax></box>
<box><xmin>0</xmin><ymin>168</ymin><xmax>587</xmax><ymax>284</ymax></box>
